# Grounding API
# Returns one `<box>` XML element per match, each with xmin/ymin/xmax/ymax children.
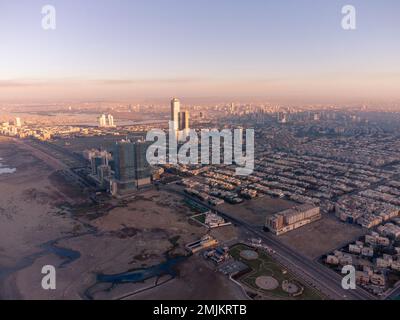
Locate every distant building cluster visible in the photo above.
<box><xmin>1</xmin><ymin>118</ymin><xmax>51</xmax><ymax>140</ymax></box>
<box><xmin>336</xmin><ymin>189</ymin><xmax>400</xmax><ymax>229</ymax></box>
<box><xmin>98</xmin><ymin>114</ymin><xmax>115</xmax><ymax>128</ymax></box>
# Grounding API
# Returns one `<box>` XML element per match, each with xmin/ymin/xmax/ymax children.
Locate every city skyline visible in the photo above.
<box><xmin>4</xmin><ymin>0</ymin><xmax>400</xmax><ymax>306</ymax></box>
<box><xmin>1</xmin><ymin>0</ymin><xmax>400</xmax><ymax>104</ymax></box>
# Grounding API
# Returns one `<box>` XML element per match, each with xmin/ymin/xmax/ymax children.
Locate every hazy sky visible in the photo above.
<box><xmin>0</xmin><ymin>0</ymin><xmax>399</xmax><ymax>104</ymax></box>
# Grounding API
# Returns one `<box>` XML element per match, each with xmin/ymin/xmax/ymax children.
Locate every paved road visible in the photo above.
<box><xmin>13</xmin><ymin>138</ymin><xmax>68</xmax><ymax>170</ymax></box>
<box><xmin>383</xmin><ymin>282</ymin><xmax>400</xmax><ymax>300</ymax></box>
<box><xmin>165</xmin><ymin>185</ymin><xmax>377</xmax><ymax>300</ymax></box>
<box><xmin>14</xmin><ymin>138</ymin><xmax>93</xmax><ymax>189</ymax></box>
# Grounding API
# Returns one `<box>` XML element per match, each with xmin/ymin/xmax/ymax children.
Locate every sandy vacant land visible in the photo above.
<box><xmin>219</xmin><ymin>195</ymin><xmax>297</xmax><ymax>226</ymax></box>
<box><xmin>0</xmin><ymin>137</ymin><xmax>88</xmax><ymax>299</ymax></box>
<box><xmin>276</xmin><ymin>214</ymin><xmax>366</xmax><ymax>260</ymax></box>
<box><xmin>0</xmin><ymin>138</ymin><xmax>88</xmax><ymax>266</ymax></box>
<box><xmin>0</xmin><ymin>137</ymin><xmax>242</xmax><ymax>300</ymax></box>
<box><xmin>132</xmin><ymin>255</ymin><xmax>245</xmax><ymax>300</ymax></box>
<box><xmin>92</xmin><ymin>190</ymin><xmax>204</xmax><ymax>245</ymax></box>
<box><xmin>92</xmin><ymin>189</ymin><xmax>239</xmax><ymax>247</ymax></box>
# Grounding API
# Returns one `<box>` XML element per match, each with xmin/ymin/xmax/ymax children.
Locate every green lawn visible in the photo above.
<box><xmin>230</xmin><ymin>244</ymin><xmax>324</xmax><ymax>300</ymax></box>
<box><xmin>192</xmin><ymin>213</ymin><xmax>206</xmax><ymax>224</ymax></box>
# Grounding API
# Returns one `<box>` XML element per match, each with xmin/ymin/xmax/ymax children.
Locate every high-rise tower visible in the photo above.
<box><xmin>171</xmin><ymin>98</ymin><xmax>180</xmax><ymax>132</ymax></box>
<box><xmin>15</xmin><ymin>117</ymin><xmax>22</xmax><ymax>127</ymax></box>
<box><xmin>99</xmin><ymin>114</ymin><xmax>107</xmax><ymax>127</ymax></box>
<box><xmin>179</xmin><ymin>111</ymin><xmax>190</xmax><ymax>132</ymax></box>
<box><xmin>111</xmin><ymin>140</ymin><xmax>152</xmax><ymax>196</ymax></box>
<box><xmin>107</xmin><ymin>114</ymin><xmax>114</xmax><ymax>127</ymax></box>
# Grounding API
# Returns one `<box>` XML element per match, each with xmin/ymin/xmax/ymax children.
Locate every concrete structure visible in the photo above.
<box><xmin>204</xmin><ymin>212</ymin><xmax>231</xmax><ymax>228</ymax></box>
<box><xmin>265</xmin><ymin>204</ymin><xmax>321</xmax><ymax>235</ymax></box>
<box><xmin>185</xmin><ymin>235</ymin><xmax>218</xmax><ymax>253</ymax></box>
<box><xmin>178</xmin><ymin>110</ymin><xmax>190</xmax><ymax>133</ymax></box>
<box><xmin>203</xmin><ymin>246</ymin><xmax>230</xmax><ymax>264</ymax></box>
<box><xmin>87</xmin><ymin>149</ymin><xmax>111</xmax><ymax>175</ymax></box>
<box><xmin>99</xmin><ymin>114</ymin><xmax>107</xmax><ymax>127</ymax></box>
<box><xmin>15</xmin><ymin>117</ymin><xmax>22</xmax><ymax>127</ymax></box>
<box><xmin>98</xmin><ymin>114</ymin><xmax>115</xmax><ymax>127</ymax></box>
<box><xmin>97</xmin><ymin>164</ymin><xmax>111</xmax><ymax>186</ymax></box>
<box><xmin>91</xmin><ymin>155</ymin><xmax>107</xmax><ymax>175</ymax></box>
<box><xmin>111</xmin><ymin>140</ymin><xmax>152</xmax><ymax>196</ymax></box>
<box><xmin>361</xmin><ymin>247</ymin><xmax>374</xmax><ymax>257</ymax></box>
<box><xmin>171</xmin><ymin>98</ymin><xmax>180</xmax><ymax>133</ymax></box>
<box><xmin>377</xmin><ymin>223</ymin><xmax>400</xmax><ymax>239</ymax></box>
<box><xmin>326</xmin><ymin>255</ymin><xmax>339</xmax><ymax>265</ymax></box>
<box><xmin>107</xmin><ymin>114</ymin><xmax>115</xmax><ymax>127</ymax></box>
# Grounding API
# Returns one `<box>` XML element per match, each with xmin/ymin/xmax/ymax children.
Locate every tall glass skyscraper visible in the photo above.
<box><xmin>178</xmin><ymin>111</ymin><xmax>189</xmax><ymax>131</ymax></box>
<box><xmin>112</xmin><ymin>140</ymin><xmax>151</xmax><ymax>195</ymax></box>
<box><xmin>133</xmin><ymin>140</ymin><xmax>152</xmax><ymax>181</ymax></box>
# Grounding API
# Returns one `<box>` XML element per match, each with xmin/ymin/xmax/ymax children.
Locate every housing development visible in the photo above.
<box><xmin>1</xmin><ymin>0</ymin><xmax>400</xmax><ymax>306</ymax></box>
<box><xmin>1</xmin><ymin>99</ymin><xmax>400</xmax><ymax>301</ymax></box>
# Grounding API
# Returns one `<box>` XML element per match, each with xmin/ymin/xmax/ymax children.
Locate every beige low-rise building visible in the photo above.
<box><xmin>339</xmin><ymin>254</ymin><xmax>353</xmax><ymax>266</ymax></box>
<box><xmin>376</xmin><ymin>258</ymin><xmax>391</xmax><ymax>268</ymax></box>
<box><xmin>370</xmin><ymin>274</ymin><xmax>386</xmax><ymax>287</ymax></box>
<box><xmin>361</xmin><ymin>247</ymin><xmax>374</xmax><ymax>257</ymax></box>
<box><xmin>326</xmin><ymin>255</ymin><xmax>339</xmax><ymax>265</ymax></box>
<box><xmin>265</xmin><ymin>204</ymin><xmax>321</xmax><ymax>235</ymax></box>
<box><xmin>349</xmin><ymin>244</ymin><xmax>362</xmax><ymax>254</ymax></box>
<box><xmin>356</xmin><ymin>271</ymin><xmax>370</xmax><ymax>285</ymax></box>
<box><xmin>391</xmin><ymin>261</ymin><xmax>400</xmax><ymax>271</ymax></box>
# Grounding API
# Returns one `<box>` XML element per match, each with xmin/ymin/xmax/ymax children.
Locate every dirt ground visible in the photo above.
<box><xmin>0</xmin><ymin>138</ymin><xmax>86</xmax><ymax>268</ymax></box>
<box><xmin>0</xmin><ymin>137</ymin><xmax>241</xmax><ymax>300</ymax></box>
<box><xmin>219</xmin><ymin>195</ymin><xmax>297</xmax><ymax>226</ymax></box>
<box><xmin>276</xmin><ymin>213</ymin><xmax>366</xmax><ymax>259</ymax></box>
<box><xmin>91</xmin><ymin>189</ymin><xmax>239</xmax><ymax>248</ymax></box>
<box><xmin>0</xmin><ymin>137</ymin><xmax>88</xmax><ymax>299</ymax></box>
<box><xmin>132</xmin><ymin>255</ymin><xmax>246</xmax><ymax>300</ymax></box>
